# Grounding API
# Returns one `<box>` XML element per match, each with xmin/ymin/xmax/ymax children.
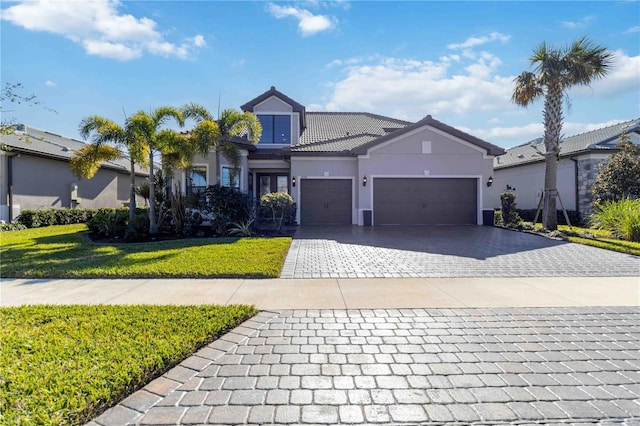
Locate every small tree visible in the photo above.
<box><xmin>260</xmin><ymin>192</ymin><xmax>294</xmax><ymax>232</ymax></box>
<box><xmin>500</xmin><ymin>191</ymin><xmax>521</xmax><ymax>227</ymax></box>
<box><xmin>591</xmin><ymin>132</ymin><xmax>640</xmax><ymax>206</ymax></box>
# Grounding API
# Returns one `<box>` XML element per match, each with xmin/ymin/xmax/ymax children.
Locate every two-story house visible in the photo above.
<box><xmin>183</xmin><ymin>86</ymin><xmax>504</xmax><ymax>226</ymax></box>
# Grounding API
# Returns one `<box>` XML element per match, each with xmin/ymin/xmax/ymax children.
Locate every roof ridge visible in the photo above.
<box><xmin>294</xmin><ymin>133</ymin><xmax>379</xmax><ymax>148</ymax></box>
<box><xmin>306</xmin><ymin>111</ymin><xmax>412</xmax><ymax>125</ymax></box>
<box><xmin>564</xmin><ymin>118</ymin><xmax>640</xmax><ymax>140</ymax></box>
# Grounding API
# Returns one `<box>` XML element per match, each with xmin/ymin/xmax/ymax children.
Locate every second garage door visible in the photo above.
<box><xmin>300</xmin><ymin>179</ymin><xmax>352</xmax><ymax>225</ymax></box>
<box><xmin>374</xmin><ymin>178</ymin><xmax>477</xmax><ymax>225</ymax></box>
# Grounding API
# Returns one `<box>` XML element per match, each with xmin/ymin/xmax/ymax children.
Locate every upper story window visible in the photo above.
<box><xmin>258</xmin><ymin>115</ymin><xmax>291</xmax><ymax>144</ymax></box>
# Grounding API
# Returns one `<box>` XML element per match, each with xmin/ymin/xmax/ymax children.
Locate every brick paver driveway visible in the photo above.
<box><xmin>93</xmin><ymin>307</ymin><xmax>640</xmax><ymax>425</ymax></box>
<box><xmin>281</xmin><ymin>226</ymin><xmax>640</xmax><ymax>278</ymax></box>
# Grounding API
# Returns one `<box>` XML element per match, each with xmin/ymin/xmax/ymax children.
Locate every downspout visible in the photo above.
<box><xmin>570</xmin><ymin>157</ymin><xmax>579</xmax><ymax>222</ymax></box>
<box><xmin>7</xmin><ymin>153</ymin><xmax>14</xmax><ymax>223</ymax></box>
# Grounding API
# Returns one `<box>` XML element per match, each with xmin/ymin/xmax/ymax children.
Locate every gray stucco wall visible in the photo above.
<box><xmin>6</xmin><ymin>153</ymin><xmax>143</xmax><ymax>219</ymax></box>
<box><xmin>494</xmin><ymin>158</ymin><xmax>577</xmax><ymax>211</ymax></box>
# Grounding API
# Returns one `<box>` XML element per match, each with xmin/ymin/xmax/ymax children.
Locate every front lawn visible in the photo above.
<box><xmin>520</xmin><ymin>223</ymin><xmax>640</xmax><ymax>256</ymax></box>
<box><xmin>0</xmin><ymin>304</ymin><xmax>257</xmax><ymax>426</ymax></box>
<box><xmin>0</xmin><ymin>224</ymin><xmax>291</xmax><ymax>278</ymax></box>
<box><xmin>558</xmin><ymin>225</ymin><xmax>640</xmax><ymax>256</ymax></box>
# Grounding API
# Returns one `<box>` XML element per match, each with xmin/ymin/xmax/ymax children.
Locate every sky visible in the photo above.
<box><xmin>1</xmin><ymin>0</ymin><xmax>639</xmax><ymax>149</ymax></box>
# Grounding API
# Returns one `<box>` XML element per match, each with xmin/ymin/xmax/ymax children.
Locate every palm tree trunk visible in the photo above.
<box><xmin>148</xmin><ymin>150</ymin><xmax>158</xmax><ymax>235</ymax></box>
<box><xmin>128</xmin><ymin>158</ymin><xmax>136</xmax><ymax>225</ymax></box>
<box><xmin>542</xmin><ymin>85</ymin><xmax>563</xmax><ymax>230</ymax></box>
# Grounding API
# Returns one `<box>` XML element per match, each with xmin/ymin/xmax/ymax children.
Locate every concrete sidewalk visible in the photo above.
<box><xmin>2</xmin><ymin>277</ymin><xmax>638</xmax><ymax>308</ymax></box>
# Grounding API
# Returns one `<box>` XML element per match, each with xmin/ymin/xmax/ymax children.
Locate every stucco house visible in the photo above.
<box><xmin>493</xmin><ymin>118</ymin><xmax>640</xmax><ymax>220</ymax></box>
<box><xmin>0</xmin><ymin>125</ymin><xmax>150</xmax><ymax>222</ymax></box>
<box><xmin>182</xmin><ymin>86</ymin><xmax>504</xmax><ymax>226</ymax></box>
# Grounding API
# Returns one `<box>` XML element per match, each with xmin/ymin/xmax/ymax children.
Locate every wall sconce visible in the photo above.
<box><xmin>291</xmin><ymin>177</ymin><xmax>296</xmax><ymax>187</ymax></box>
<box><xmin>486</xmin><ymin>176</ymin><xmax>493</xmax><ymax>187</ymax></box>
<box><xmin>362</xmin><ymin>176</ymin><xmax>368</xmax><ymax>187</ymax></box>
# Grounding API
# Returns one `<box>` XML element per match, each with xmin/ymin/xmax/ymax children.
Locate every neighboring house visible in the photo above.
<box><xmin>182</xmin><ymin>86</ymin><xmax>504</xmax><ymax>226</ymax></box>
<box><xmin>0</xmin><ymin>125</ymin><xmax>150</xmax><ymax>222</ymax></box>
<box><xmin>494</xmin><ymin>119</ymin><xmax>640</xmax><ymax>219</ymax></box>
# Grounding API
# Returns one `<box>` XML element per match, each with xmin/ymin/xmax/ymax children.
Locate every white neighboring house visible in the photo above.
<box><xmin>493</xmin><ymin>119</ymin><xmax>640</xmax><ymax>219</ymax></box>
<box><xmin>183</xmin><ymin>86</ymin><xmax>505</xmax><ymax>226</ymax></box>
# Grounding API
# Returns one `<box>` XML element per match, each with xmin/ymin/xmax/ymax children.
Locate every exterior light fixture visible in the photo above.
<box><xmin>363</xmin><ymin>176</ymin><xmax>368</xmax><ymax>187</ymax></box>
<box><xmin>292</xmin><ymin>177</ymin><xmax>296</xmax><ymax>187</ymax></box>
<box><xmin>486</xmin><ymin>176</ymin><xmax>494</xmax><ymax>187</ymax></box>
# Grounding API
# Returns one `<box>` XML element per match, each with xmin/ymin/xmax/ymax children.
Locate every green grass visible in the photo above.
<box><xmin>0</xmin><ymin>224</ymin><xmax>291</xmax><ymax>278</ymax></box>
<box><xmin>0</xmin><ymin>304</ymin><xmax>257</xmax><ymax>426</ymax></box>
<box><xmin>525</xmin><ymin>224</ymin><xmax>640</xmax><ymax>256</ymax></box>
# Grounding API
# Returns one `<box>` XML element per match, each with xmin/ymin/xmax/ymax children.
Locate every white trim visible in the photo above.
<box><xmin>370</xmin><ymin>174</ymin><xmax>483</xmax><ymax>225</ymax></box>
<box><xmin>359</xmin><ymin>124</ymin><xmax>491</xmax><ymax>159</ymax></box>
<box><xmin>297</xmin><ymin>176</ymin><xmax>356</xmax><ymax>225</ymax></box>
<box><xmin>187</xmin><ymin>163</ymin><xmax>209</xmax><ymax>192</ymax></box>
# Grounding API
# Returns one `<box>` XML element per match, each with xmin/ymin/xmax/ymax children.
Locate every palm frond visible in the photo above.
<box><xmin>512</xmin><ymin>71</ymin><xmax>543</xmax><ymax>106</ymax></box>
<box><xmin>70</xmin><ymin>144</ymin><xmax>122</xmax><ymax>178</ymax></box>
<box><xmin>181</xmin><ymin>103</ymin><xmax>213</xmax><ymax>123</ymax></box>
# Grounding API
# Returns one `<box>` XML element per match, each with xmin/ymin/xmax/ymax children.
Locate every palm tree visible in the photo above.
<box><xmin>512</xmin><ymin>37</ymin><xmax>613</xmax><ymax>230</ymax></box>
<box><xmin>176</xmin><ymin>104</ymin><xmax>262</xmax><ymax>187</ymax></box>
<box><xmin>126</xmin><ymin>107</ymin><xmax>185</xmax><ymax>235</ymax></box>
<box><xmin>215</xmin><ymin>108</ymin><xmax>262</xmax><ymax>186</ymax></box>
<box><xmin>70</xmin><ymin>116</ymin><xmax>147</xmax><ymax>223</ymax></box>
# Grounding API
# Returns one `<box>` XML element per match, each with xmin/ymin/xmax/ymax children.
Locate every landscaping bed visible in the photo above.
<box><xmin>0</xmin><ymin>304</ymin><xmax>257</xmax><ymax>426</ymax></box>
<box><xmin>0</xmin><ymin>224</ymin><xmax>291</xmax><ymax>278</ymax></box>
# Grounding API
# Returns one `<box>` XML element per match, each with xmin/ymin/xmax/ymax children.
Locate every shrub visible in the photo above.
<box><xmin>517</xmin><ymin>209</ymin><xmax>581</xmax><ymax>226</ymax></box>
<box><xmin>201</xmin><ymin>185</ymin><xmax>254</xmax><ymax>235</ymax></box>
<box><xmin>87</xmin><ymin>210</ymin><xmax>129</xmax><ymax>238</ymax></box>
<box><xmin>500</xmin><ymin>191</ymin><xmax>521</xmax><ymax>227</ymax></box>
<box><xmin>0</xmin><ymin>223</ymin><xmax>27</xmax><ymax>232</ymax></box>
<box><xmin>261</xmin><ymin>192</ymin><xmax>294</xmax><ymax>232</ymax></box>
<box><xmin>591</xmin><ymin>133</ymin><xmax>640</xmax><ymax>205</ymax></box>
<box><xmin>229</xmin><ymin>219</ymin><xmax>256</xmax><ymax>237</ymax></box>
<box><xmin>589</xmin><ymin>198</ymin><xmax>640</xmax><ymax>242</ymax></box>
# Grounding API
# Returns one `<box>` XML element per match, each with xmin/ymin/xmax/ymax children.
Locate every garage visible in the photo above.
<box><xmin>300</xmin><ymin>179</ymin><xmax>352</xmax><ymax>225</ymax></box>
<box><xmin>373</xmin><ymin>178</ymin><xmax>477</xmax><ymax>225</ymax></box>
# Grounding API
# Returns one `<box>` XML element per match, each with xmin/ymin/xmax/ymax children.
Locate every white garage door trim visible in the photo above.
<box><xmin>370</xmin><ymin>174</ymin><xmax>483</xmax><ymax>225</ymax></box>
<box><xmin>295</xmin><ymin>176</ymin><xmax>356</xmax><ymax>225</ymax></box>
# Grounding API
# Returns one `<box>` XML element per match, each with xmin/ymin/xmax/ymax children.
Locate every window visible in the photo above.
<box><xmin>257</xmin><ymin>173</ymin><xmax>289</xmax><ymax>198</ymax></box>
<box><xmin>257</xmin><ymin>115</ymin><xmax>291</xmax><ymax>144</ymax></box>
<box><xmin>222</xmin><ymin>167</ymin><xmax>240</xmax><ymax>188</ymax></box>
<box><xmin>187</xmin><ymin>166</ymin><xmax>207</xmax><ymax>195</ymax></box>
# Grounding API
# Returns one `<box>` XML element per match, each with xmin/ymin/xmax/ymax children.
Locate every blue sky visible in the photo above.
<box><xmin>2</xmin><ymin>0</ymin><xmax>639</xmax><ymax>148</ymax></box>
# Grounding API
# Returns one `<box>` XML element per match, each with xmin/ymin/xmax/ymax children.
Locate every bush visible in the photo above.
<box><xmin>500</xmin><ymin>191</ymin><xmax>521</xmax><ymax>227</ymax></box>
<box><xmin>517</xmin><ymin>209</ymin><xmax>581</xmax><ymax>226</ymax></box>
<box><xmin>15</xmin><ymin>207</ymin><xmax>145</xmax><ymax>228</ymax></box>
<box><xmin>261</xmin><ymin>192</ymin><xmax>294</xmax><ymax>232</ymax></box>
<box><xmin>87</xmin><ymin>208</ymin><xmax>150</xmax><ymax>240</ymax></box>
<box><xmin>589</xmin><ymin>198</ymin><xmax>640</xmax><ymax>242</ymax></box>
<box><xmin>201</xmin><ymin>185</ymin><xmax>254</xmax><ymax>235</ymax></box>
<box><xmin>0</xmin><ymin>223</ymin><xmax>27</xmax><ymax>232</ymax></box>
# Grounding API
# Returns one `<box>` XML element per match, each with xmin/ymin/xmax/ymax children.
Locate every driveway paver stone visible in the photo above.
<box><xmin>282</xmin><ymin>226</ymin><xmax>640</xmax><ymax>278</ymax></box>
<box><xmin>90</xmin><ymin>307</ymin><xmax>640</xmax><ymax>425</ymax></box>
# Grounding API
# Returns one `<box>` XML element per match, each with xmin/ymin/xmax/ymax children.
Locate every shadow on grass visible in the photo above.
<box><xmin>1</xmin><ymin>229</ymin><xmax>285</xmax><ymax>278</ymax></box>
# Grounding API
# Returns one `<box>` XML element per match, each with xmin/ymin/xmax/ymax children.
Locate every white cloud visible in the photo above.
<box><xmin>45</xmin><ymin>80</ymin><xmax>56</xmax><ymax>87</ymax></box>
<box><xmin>625</xmin><ymin>26</ymin><xmax>640</xmax><ymax>34</ymax></box>
<box><xmin>559</xmin><ymin>16</ymin><xmax>595</xmax><ymax>29</ymax></box>
<box><xmin>321</xmin><ymin>54</ymin><xmax>513</xmax><ymax>121</ymax></box>
<box><xmin>1</xmin><ymin>0</ymin><xmax>205</xmax><ymax>61</ymax></box>
<box><xmin>447</xmin><ymin>32</ymin><xmax>510</xmax><ymax>50</ymax></box>
<box><xmin>462</xmin><ymin>119</ymin><xmax>630</xmax><ymax>148</ymax></box>
<box><xmin>267</xmin><ymin>3</ymin><xmax>336</xmax><ymax>36</ymax></box>
<box><xmin>574</xmin><ymin>51</ymin><xmax>640</xmax><ymax>97</ymax></box>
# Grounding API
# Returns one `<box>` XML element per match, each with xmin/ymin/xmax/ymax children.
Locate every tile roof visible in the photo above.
<box><xmin>299</xmin><ymin>112</ymin><xmax>410</xmax><ymax>145</ymax></box>
<box><xmin>495</xmin><ymin>118</ymin><xmax>640</xmax><ymax>169</ymax></box>
<box><xmin>1</xmin><ymin>126</ymin><xmax>151</xmax><ymax>175</ymax></box>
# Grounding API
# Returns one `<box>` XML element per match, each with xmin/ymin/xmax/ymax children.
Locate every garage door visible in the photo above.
<box><xmin>300</xmin><ymin>179</ymin><xmax>352</xmax><ymax>225</ymax></box>
<box><xmin>373</xmin><ymin>178</ymin><xmax>477</xmax><ymax>225</ymax></box>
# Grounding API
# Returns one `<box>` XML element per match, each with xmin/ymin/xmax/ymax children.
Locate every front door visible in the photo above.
<box><xmin>257</xmin><ymin>173</ymin><xmax>290</xmax><ymax>198</ymax></box>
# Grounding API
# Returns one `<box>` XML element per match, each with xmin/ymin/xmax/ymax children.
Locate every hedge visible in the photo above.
<box><xmin>15</xmin><ymin>207</ymin><xmax>148</xmax><ymax>229</ymax></box>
